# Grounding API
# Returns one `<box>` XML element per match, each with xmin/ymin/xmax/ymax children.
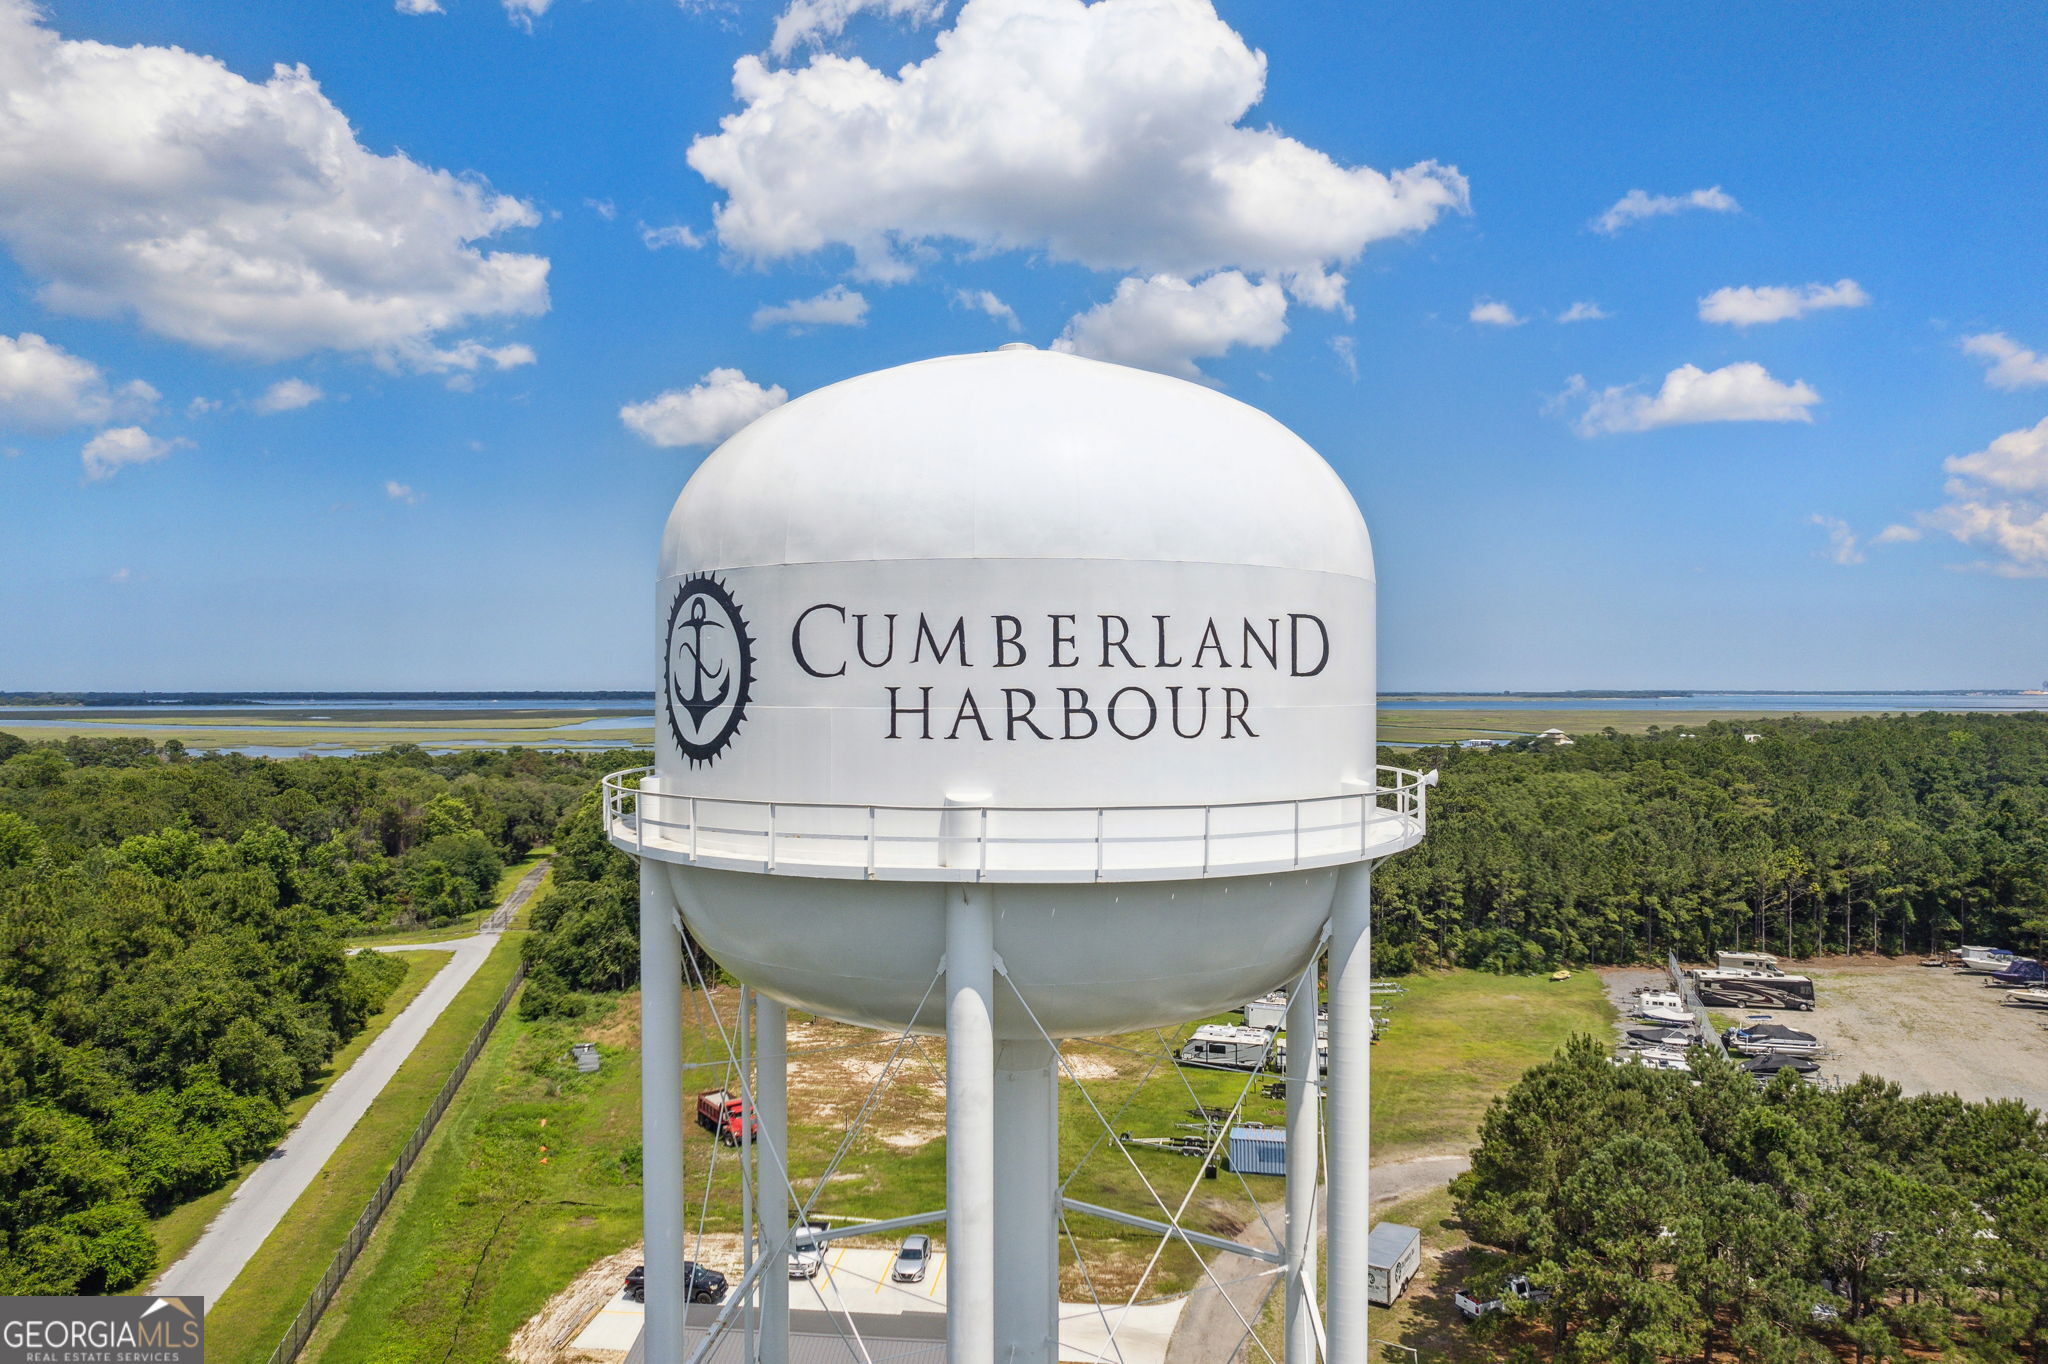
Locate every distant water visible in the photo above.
<box><xmin>2</xmin><ymin>691</ymin><xmax>2041</xmax><ymax>759</ymax></box>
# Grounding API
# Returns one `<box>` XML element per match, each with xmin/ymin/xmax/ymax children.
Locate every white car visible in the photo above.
<box><xmin>891</xmin><ymin>1233</ymin><xmax>932</xmax><ymax>1283</ymax></box>
<box><xmin>788</xmin><ymin>1223</ymin><xmax>827</xmax><ymax>1280</ymax></box>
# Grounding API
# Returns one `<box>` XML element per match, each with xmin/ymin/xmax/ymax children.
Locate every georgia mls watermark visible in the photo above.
<box><xmin>0</xmin><ymin>1297</ymin><xmax>201</xmax><ymax>1364</ymax></box>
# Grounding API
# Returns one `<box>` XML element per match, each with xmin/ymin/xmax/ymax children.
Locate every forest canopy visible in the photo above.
<box><xmin>0</xmin><ymin>736</ymin><xmax>636</xmax><ymax>1294</ymax></box>
<box><xmin>1375</xmin><ymin>713</ymin><xmax>2048</xmax><ymax>973</ymax></box>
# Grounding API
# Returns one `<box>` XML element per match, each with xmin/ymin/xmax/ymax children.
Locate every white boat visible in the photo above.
<box><xmin>1632</xmin><ymin>989</ymin><xmax>1693</xmax><ymax>1026</ymax></box>
<box><xmin>1955</xmin><ymin>945</ymin><xmax>2017</xmax><ymax>974</ymax></box>
<box><xmin>1611</xmin><ymin>1048</ymin><xmax>1690</xmax><ymax>1073</ymax></box>
<box><xmin>2002</xmin><ymin>987</ymin><xmax>2048</xmax><ymax>1010</ymax></box>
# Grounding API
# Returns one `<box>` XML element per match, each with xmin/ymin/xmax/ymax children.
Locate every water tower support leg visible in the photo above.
<box><xmin>994</xmin><ymin>1036</ymin><xmax>1060</xmax><ymax>1364</ymax></box>
<box><xmin>1284</xmin><ymin>958</ymin><xmax>1322</xmax><ymax>1364</ymax></box>
<box><xmin>755</xmin><ymin>993</ymin><xmax>790</xmax><ymax>1364</ymax></box>
<box><xmin>1326</xmin><ymin>861</ymin><xmax>1373</xmax><ymax>1364</ymax></box>
<box><xmin>946</xmin><ymin>885</ymin><xmax>997</xmax><ymax>1364</ymax></box>
<box><xmin>638</xmin><ymin>862</ymin><xmax>687</xmax><ymax>1364</ymax></box>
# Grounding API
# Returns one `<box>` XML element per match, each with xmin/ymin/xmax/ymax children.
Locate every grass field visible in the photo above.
<box><xmin>1370</xmin><ymin>970</ymin><xmax>1613</xmax><ymax>1163</ymax></box>
<box><xmin>203</xmin><ymin>935</ymin><xmax>528</xmax><ymax>1364</ymax></box>
<box><xmin>145</xmin><ymin>949</ymin><xmax>454</xmax><ymax>1278</ymax></box>
<box><xmin>297</xmin><ymin>970</ymin><xmax>1612</xmax><ymax>1364</ymax></box>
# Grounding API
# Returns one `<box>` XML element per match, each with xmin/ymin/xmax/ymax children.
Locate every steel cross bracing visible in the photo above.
<box><xmin>650</xmin><ymin>905</ymin><xmax>1331</xmax><ymax>1364</ymax></box>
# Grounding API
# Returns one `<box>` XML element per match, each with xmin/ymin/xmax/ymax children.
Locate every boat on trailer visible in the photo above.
<box><xmin>1954</xmin><ymin>945</ymin><xmax>2017</xmax><ymax>974</ymax></box>
<box><xmin>1632</xmin><ymin>989</ymin><xmax>1693</xmax><ymax>1026</ymax></box>
<box><xmin>1724</xmin><ymin>1022</ymin><xmax>1823</xmax><ymax>1057</ymax></box>
<box><xmin>2002</xmin><ymin>987</ymin><xmax>2048</xmax><ymax>1011</ymax></box>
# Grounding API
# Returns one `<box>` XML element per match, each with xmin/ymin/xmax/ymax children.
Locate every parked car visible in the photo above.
<box><xmin>788</xmin><ymin>1222</ymin><xmax>829</xmax><ymax>1280</ymax></box>
<box><xmin>625</xmin><ymin>1261</ymin><xmax>728</xmax><ymax>1304</ymax></box>
<box><xmin>1453</xmin><ymin>1274</ymin><xmax>1550</xmax><ymax>1320</ymax></box>
<box><xmin>891</xmin><ymin>1234</ymin><xmax>932</xmax><ymax>1283</ymax></box>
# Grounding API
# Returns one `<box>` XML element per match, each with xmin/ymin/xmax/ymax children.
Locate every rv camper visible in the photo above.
<box><xmin>1178</xmin><ymin>1024</ymin><xmax>1278</xmax><ymax>1073</ymax></box>
<box><xmin>1692</xmin><ymin>953</ymin><xmax>1816</xmax><ymax>1010</ymax></box>
<box><xmin>1368</xmin><ymin>1223</ymin><xmax>1423</xmax><ymax>1307</ymax></box>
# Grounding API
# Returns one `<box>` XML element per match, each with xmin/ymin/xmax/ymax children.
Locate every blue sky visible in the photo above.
<box><xmin>3</xmin><ymin>0</ymin><xmax>2045</xmax><ymax>692</ymax></box>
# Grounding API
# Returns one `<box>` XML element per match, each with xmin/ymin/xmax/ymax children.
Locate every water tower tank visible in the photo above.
<box><xmin>622</xmin><ymin>347</ymin><xmax>1414</xmax><ymax>1037</ymax></box>
<box><xmin>610</xmin><ymin>346</ymin><xmax>1428</xmax><ymax>1364</ymax></box>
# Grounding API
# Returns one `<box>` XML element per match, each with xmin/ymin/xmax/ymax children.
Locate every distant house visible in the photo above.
<box><xmin>1742</xmin><ymin>733</ymin><xmax>1763</xmax><ymax>743</ymax></box>
<box><xmin>1536</xmin><ymin>727</ymin><xmax>1575</xmax><ymax>747</ymax></box>
<box><xmin>1458</xmin><ymin>738</ymin><xmax>1510</xmax><ymax>750</ymax></box>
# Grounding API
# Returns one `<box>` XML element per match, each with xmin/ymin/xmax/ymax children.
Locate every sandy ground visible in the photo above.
<box><xmin>1792</xmin><ymin>958</ymin><xmax>2048</xmax><ymax>1109</ymax></box>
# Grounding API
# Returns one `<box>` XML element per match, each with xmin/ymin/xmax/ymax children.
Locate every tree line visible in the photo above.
<box><xmin>1453</xmin><ymin>1035</ymin><xmax>2048</xmax><ymax>1362</ymax></box>
<box><xmin>1373</xmin><ymin>713</ymin><xmax>2048</xmax><ymax>972</ymax></box>
<box><xmin>0</xmin><ymin>733</ymin><xmax>632</xmax><ymax>1294</ymax></box>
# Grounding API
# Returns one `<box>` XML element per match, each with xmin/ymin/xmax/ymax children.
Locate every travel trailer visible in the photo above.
<box><xmin>1178</xmin><ymin>1024</ymin><xmax>1279</xmax><ymax>1073</ymax></box>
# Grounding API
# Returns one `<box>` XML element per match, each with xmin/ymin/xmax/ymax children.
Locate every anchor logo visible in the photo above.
<box><xmin>662</xmin><ymin>574</ymin><xmax>754</xmax><ymax>764</ymax></box>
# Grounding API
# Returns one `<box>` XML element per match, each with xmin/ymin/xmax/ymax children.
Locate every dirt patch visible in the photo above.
<box><xmin>878</xmin><ymin>1125</ymin><xmax>944</xmax><ymax>1149</ymax></box>
<box><xmin>1061</xmin><ymin>1053</ymin><xmax>1119</xmax><ymax>1081</ymax></box>
<box><xmin>508</xmin><ymin>1242</ymin><xmax>643</xmax><ymax>1364</ymax></box>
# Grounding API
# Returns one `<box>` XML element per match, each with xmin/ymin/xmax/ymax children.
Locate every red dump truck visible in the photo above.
<box><xmin>696</xmin><ymin>1089</ymin><xmax>756</xmax><ymax>1145</ymax></box>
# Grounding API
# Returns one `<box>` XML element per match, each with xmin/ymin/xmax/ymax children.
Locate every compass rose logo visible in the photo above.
<box><xmin>663</xmin><ymin>574</ymin><xmax>754</xmax><ymax>764</ymax></box>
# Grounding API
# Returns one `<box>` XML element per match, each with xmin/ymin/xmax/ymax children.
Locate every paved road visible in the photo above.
<box><xmin>1161</xmin><ymin>1154</ymin><xmax>1472</xmax><ymax>1364</ymax></box>
<box><xmin>152</xmin><ymin>861</ymin><xmax>547</xmax><ymax>1309</ymax></box>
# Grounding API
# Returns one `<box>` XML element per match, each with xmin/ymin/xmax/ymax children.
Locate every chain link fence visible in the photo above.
<box><xmin>1666</xmin><ymin>951</ymin><xmax>1728</xmax><ymax>1058</ymax></box>
<box><xmin>262</xmin><ymin>961</ymin><xmax>527</xmax><ymax>1364</ymax></box>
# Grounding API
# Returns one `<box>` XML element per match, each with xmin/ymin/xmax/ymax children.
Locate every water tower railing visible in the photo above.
<box><xmin>602</xmin><ymin>764</ymin><xmax>1434</xmax><ymax>882</ymax></box>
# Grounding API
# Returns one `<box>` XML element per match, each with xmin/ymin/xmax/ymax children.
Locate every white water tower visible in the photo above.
<box><xmin>607</xmin><ymin>347</ymin><xmax>1429</xmax><ymax>1364</ymax></box>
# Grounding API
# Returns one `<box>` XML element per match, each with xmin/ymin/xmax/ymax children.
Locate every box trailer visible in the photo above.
<box><xmin>1227</xmin><ymin>1126</ymin><xmax>1287</xmax><ymax>1177</ymax></box>
<box><xmin>1368</xmin><ymin>1223</ymin><xmax>1422</xmax><ymax>1307</ymax></box>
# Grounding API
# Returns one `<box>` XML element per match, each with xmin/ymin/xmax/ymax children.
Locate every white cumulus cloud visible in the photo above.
<box><xmin>1557</xmin><ymin>301</ymin><xmax>1609</xmax><ymax>323</ymax></box>
<box><xmin>751</xmin><ymin>284</ymin><xmax>869</xmax><ymax>331</ymax></box>
<box><xmin>769</xmin><ymin>0</ymin><xmax>948</xmax><ymax>58</ymax></box>
<box><xmin>250</xmin><ymin>378</ymin><xmax>324</xmax><ymax>414</ymax></box>
<box><xmin>0</xmin><ymin>332</ymin><xmax>155</xmax><ymax>429</ymax></box>
<box><xmin>620</xmin><ymin>367</ymin><xmax>788</xmax><ymax>448</ymax></box>
<box><xmin>1469</xmin><ymin>299</ymin><xmax>1524</xmax><ymax>327</ymax></box>
<box><xmin>1887</xmin><ymin>417</ymin><xmax>2048</xmax><ymax>576</ymax></box>
<box><xmin>0</xmin><ymin>1</ymin><xmax>548</xmax><ymax>368</ymax></box>
<box><xmin>1699</xmin><ymin>279</ymin><xmax>1869</xmax><ymax>328</ymax></box>
<box><xmin>81</xmin><ymin>425</ymin><xmax>185</xmax><ymax>481</ymax></box>
<box><xmin>1571</xmin><ymin>361</ymin><xmax>1821</xmax><ymax>436</ymax></box>
<box><xmin>951</xmin><ymin>288</ymin><xmax>1019</xmax><ymax>330</ymax></box>
<box><xmin>384</xmin><ymin>479</ymin><xmax>423</xmax><ymax>504</ymax></box>
<box><xmin>688</xmin><ymin>0</ymin><xmax>1467</xmax><ymax>303</ymax></box>
<box><xmin>1961</xmin><ymin>332</ymin><xmax>2048</xmax><ymax>391</ymax></box>
<box><xmin>1943</xmin><ymin>414</ymin><xmax>2048</xmax><ymax>494</ymax></box>
<box><xmin>1592</xmin><ymin>186</ymin><xmax>1740</xmax><ymax>235</ymax></box>
<box><xmin>1810</xmin><ymin>514</ymin><xmax>1864</xmax><ymax>566</ymax></box>
<box><xmin>1051</xmin><ymin>271</ymin><xmax>1287</xmax><ymax>380</ymax></box>
<box><xmin>395</xmin><ymin>0</ymin><xmax>444</xmax><ymax>13</ymax></box>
